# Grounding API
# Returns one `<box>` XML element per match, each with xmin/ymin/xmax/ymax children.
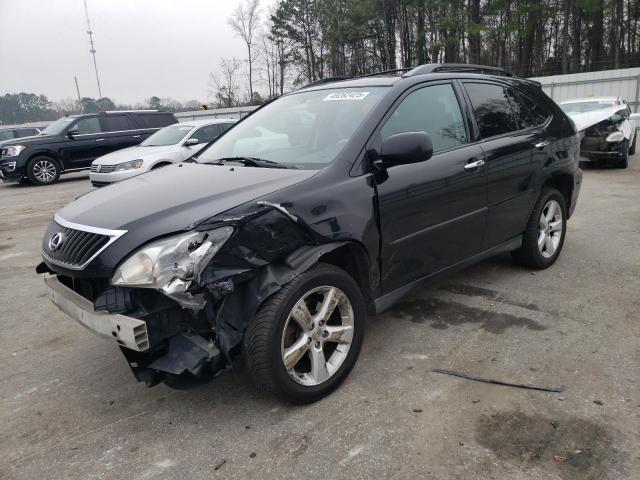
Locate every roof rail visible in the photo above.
<box><xmin>403</xmin><ymin>63</ymin><xmax>512</xmax><ymax>77</ymax></box>
<box><xmin>360</xmin><ymin>67</ymin><xmax>414</xmax><ymax>78</ymax></box>
<box><xmin>302</xmin><ymin>76</ymin><xmax>353</xmax><ymax>88</ymax></box>
<box><xmin>99</xmin><ymin>109</ymin><xmax>160</xmax><ymax>114</ymax></box>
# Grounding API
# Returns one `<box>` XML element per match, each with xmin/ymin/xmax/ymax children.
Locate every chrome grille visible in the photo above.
<box><xmin>90</xmin><ymin>164</ymin><xmax>116</xmax><ymax>173</ymax></box>
<box><xmin>42</xmin><ymin>216</ymin><xmax>126</xmax><ymax>270</ymax></box>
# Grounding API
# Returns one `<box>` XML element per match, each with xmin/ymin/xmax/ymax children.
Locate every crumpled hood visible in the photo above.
<box><xmin>57</xmin><ymin>162</ymin><xmax>317</xmax><ymax>234</ymax></box>
<box><xmin>93</xmin><ymin>145</ymin><xmax>177</xmax><ymax>165</ymax></box>
<box><xmin>565</xmin><ymin>105</ymin><xmax>621</xmax><ymax>132</ymax></box>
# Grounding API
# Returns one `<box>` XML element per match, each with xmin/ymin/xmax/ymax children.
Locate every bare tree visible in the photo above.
<box><xmin>208</xmin><ymin>57</ymin><xmax>242</xmax><ymax>108</ymax></box>
<box><xmin>228</xmin><ymin>0</ymin><xmax>261</xmax><ymax>102</ymax></box>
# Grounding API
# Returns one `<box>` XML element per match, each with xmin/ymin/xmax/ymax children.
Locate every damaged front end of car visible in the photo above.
<box><xmin>579</xmin><ymin>115</ymin><xmax>628</xmax><ymax>161</ymax></box>
<box><xmin>38</xmin><ymin>202</ymin><xmax>347</xmax><ymax>388</ymax></box>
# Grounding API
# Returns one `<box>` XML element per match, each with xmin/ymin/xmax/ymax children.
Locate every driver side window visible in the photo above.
<box><xmin>381</xmin><ymin>83</ymin><xmax>468</xmax><ymax>153</ymax></box>
<box><xmin>73</xmin><ymin>117</ymin><xmax>102</xmax><ymax>135</ymax></box>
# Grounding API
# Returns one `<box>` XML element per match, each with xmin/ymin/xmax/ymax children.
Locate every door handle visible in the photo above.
<box><xmin>95</xmin><ymin>138</ymin><xmax>105</xmax><ymax>142</ymax></box>
<box><xmin>132</xmin><ymin>135</ymin><xmax>141</xmax><ymax>138</ymax></box>
<box><xmin>464</xmin><ymin>159</ymin><xmax>485</xmax><ymax>171</ymax></box>
<box><xmin>534</xmin><ymin>140</ymin><xmax>550</xmax><ymax>149</ymax></box>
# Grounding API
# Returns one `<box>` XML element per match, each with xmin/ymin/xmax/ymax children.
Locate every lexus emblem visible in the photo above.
<box><xmin>48</xmin><ymin>232</ymin><xmax>64</xmax><ymax>251</ymax></box>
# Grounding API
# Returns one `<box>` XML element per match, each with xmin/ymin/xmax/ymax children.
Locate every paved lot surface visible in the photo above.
<box><xmin>1</xmin><ymin>157</ymin><xmax>639</xmax><ymax>480</ymax></box>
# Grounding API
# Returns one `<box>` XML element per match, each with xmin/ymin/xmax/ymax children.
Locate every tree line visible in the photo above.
<box><xmin>0</xmin><ymin>94</ymin><xmax>205</xmax><ymax>126</ymax></box>
<box><xmin>270</xmin><ymin>0</ymin><xmax>639</xmax><ymax>83</ymax></box>
<box><xmin>210</xmin><ymin>0</ymin><xmax>639</xmax><ymax>104</ymax></box>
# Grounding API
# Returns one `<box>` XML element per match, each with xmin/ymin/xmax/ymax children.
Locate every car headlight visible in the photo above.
<box><xmin>114</xmin><ymin>159</ymin><xmax>144</xmax><ymax>171</ymax></box>
<box><xmin>605</xmin><ymin>131</ymin><xmax>624</xmax><ymax>142</ymax></box>
<box><xmin>112</xmin><ymin>227</ymin><xmax>234</xmax><ymax>292</ymax></box>
<box><xmin>3</xmin><ymin>145</ymin><xmax>26</xmax><ymax>157</ymax></box>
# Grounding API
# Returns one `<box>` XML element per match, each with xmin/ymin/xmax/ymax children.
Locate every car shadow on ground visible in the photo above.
<box><xmin>1</xmin><ymin>173</ymin><xmax>90</xmax><ymax>189</ymax></box>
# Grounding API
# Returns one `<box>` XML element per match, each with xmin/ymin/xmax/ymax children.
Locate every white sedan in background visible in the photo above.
<box><xmin>559</xmin><ymin>97</ymin><xmax>638</xmax><ymax>168</ymax></box>
<box><xmin>89</xmin><ymin>118</ymin><xmax>236</xmax><ymax>186</ymax></box>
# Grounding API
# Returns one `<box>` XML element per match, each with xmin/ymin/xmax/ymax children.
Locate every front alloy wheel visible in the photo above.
<box><xmin>27</xmin><ymin>156</ymin><xmax>60</xmax><ymax>185</ymax></box>
<box><xmin>281</xmin><ymin>286</ymin><xmax>354</xmax><ymax>386</ymax></box>
<box><xmin>244</xmin><ymin>263</ymin><xmax>365</xmax><ymax>403</ymax></box>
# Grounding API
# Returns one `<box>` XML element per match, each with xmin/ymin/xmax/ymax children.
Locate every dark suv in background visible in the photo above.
<box><xmin>0</xmin><ymin>125</ymin><xmax>47</xmax><ymax>141</ymax></box>
<box><xmin>0</xmin><ymin>110</ymin><xmax>177</xmax><ymax>185</ymax></box>
<box><xmin>40</xmin><ymin>64</ymin><xmax>582</xmax><ymax>403</ymax></box>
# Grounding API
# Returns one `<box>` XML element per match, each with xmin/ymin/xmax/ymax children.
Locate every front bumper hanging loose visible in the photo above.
<box><xmin>44</xmin><ymin>274</ymin><xmax>150</xmax><ymax>351</ymax></box>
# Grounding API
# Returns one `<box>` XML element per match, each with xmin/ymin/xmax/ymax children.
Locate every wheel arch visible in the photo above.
<box><xmin>26</xmin><ymin>150</ymin><xmax>62</xmax><ymax>169</ymax></box>
<box><xmin>316</xmin><ymin>241</ymin><xmax>375</xmax><ymax>314</ymax></box>
<box><xmin>150</xmin><ymin>160</ymin><xmax>173</xmax><ymax>170</ymax></box>
<box><xmin>543</xmin><ymin>173</ymin><xmax>573</xmax><ymax>216</ymax></box>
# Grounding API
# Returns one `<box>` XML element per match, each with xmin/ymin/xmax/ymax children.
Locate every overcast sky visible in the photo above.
<box><xmin>0</xmin><ymin>0</ymin><xmax>277</xmax><ymax>105</ymax></box>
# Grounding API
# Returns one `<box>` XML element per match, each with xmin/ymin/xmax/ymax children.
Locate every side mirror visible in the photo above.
<box><xmin>379</xmin><ymin>132</ymin><xmax>433</xmax><ymax>167</ymax></box>
<box><xmin>184</xmin><ymin>138</ymin><xmax>199</xmax><ymax>147</ymax></box>
<box><xmin>67</xmin><ymin>129</ymin><xmax>79</xmax><ymax>138</ymax></box>
<box><xmin>630</xmin><ymin>112</ymin><xmax>640</xmax><ymax>121</ymax></box>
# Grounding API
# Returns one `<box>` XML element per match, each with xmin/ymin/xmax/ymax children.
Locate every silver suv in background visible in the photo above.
<box><xmin>89</xmin><ymin>119</ymin><xmax>236</xmax><ymax>187</ymax></box>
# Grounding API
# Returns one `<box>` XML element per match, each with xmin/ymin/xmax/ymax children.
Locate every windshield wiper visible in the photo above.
<box><xmin>211</xmin><ymin>157</ymin><xmax>294</xmax><ymax>169</ymax></box>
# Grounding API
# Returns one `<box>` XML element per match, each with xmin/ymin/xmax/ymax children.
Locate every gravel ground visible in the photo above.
<box><xmin>0</xmin><ymin>155</ymin><xmax>638</xmax><ymax>480</ymax></box>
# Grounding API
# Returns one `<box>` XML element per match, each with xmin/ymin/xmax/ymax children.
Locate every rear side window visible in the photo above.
<box><xmin>103</xmin><ymin>115</ymin><xmax>134</xmax><ymax>132</ymax></box>
<box><xmin>381</xmin><ymin>83</ymin><xmax>467</xmax><ymax>152</ymax></box>
<box><xmin>464</xmin><ymin>82</ymin><xmax>517</xmax><ymax>138</ymax></box>
<box><xmin>135</xmin><ymin>113</ymin><xmax>177</xmax><ymax>129</ymax></box>
<box><xmin>74</xmin><ymin>117</ymin><xmax>102</xmax><ymax>134</ymax></box>
<box><xmin>515</xmin><ymin>90</ymin><xmax>551</xmax><ymax>127</ymax></box>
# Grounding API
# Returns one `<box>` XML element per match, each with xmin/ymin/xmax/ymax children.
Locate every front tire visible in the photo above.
<box><xmin>512</xmin><ymin>188</ymin><xmax>567</xmax><ymax>269</ymax></box>
<box><xmin>243</xmin><ymin>263</ymin><xmax>365</xmax><ymax>403</ymax></box>
<box><xmin>26</xmin><ymin>156</ymin><xmax>60</xmax><ymax>185</ymax></box>
<box><xmin>616</xmin><ymin>140</ymin><xmax>629</xmax><ymax>169</ymax></box>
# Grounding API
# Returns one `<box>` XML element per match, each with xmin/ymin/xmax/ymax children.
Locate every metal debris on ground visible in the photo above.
<box><xmin>431</xmin><ymin>368</ymin><xmax>565</xmax><ymax>393</ymax></box>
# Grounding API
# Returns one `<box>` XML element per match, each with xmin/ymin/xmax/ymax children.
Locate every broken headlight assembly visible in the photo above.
<box><xmin>605</xmin><ymin>131</ymin><xmax>625</xmax><ymax>143</ymax></box>
<box><xmin>112</xmin><ymin>227</ymin><xmax>234</xmax><ymax>293</ymax></box>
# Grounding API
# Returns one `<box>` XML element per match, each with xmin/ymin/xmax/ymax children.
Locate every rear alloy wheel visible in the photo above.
<box><xmin>27</xmin><ymin>156</ymin><xmax>60</xmax><ymax>185</ymax></box>
<box><xmin>512</xmin><ymin>188</ymin><xmax>567</xmax><ymax>269</ymax></box>
<box><xmin>243</xmin><ymin>263</ymin><xmax>365</xmax><ymax>403</ymax></box>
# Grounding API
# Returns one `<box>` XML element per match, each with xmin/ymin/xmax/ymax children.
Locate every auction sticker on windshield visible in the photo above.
<box><xmin>323</xmin><ymin>91</ymin><xmax>370</xmax><ymax>101</ymax></box>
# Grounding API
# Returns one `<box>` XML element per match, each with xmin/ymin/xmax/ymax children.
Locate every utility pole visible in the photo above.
<box><xmin>83</xmin><ymin>0</ymin><xmax>102</xmax><ymax>99</ymax></box>
<box><xmin>74</xmin><ymin>77</ymin><xmax>82</xmax><ymax>103</ymax></box>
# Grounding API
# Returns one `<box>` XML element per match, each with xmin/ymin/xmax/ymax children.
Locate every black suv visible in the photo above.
<box><xmin>38</xmin><ymin>64</ymin><xmax>582</xmax><ymax>403</ymax></box>
<box><xmin>0</xmin><ymin>110</ymin><xmax>177</xmax><ymax>185</ymax></box>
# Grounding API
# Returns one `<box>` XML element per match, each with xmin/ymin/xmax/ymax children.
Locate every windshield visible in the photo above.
<box><xmin>196</xmin><ymin>87</ymin><xmax>389</xmax><ymax>168</ymax></box>
<box><xmin>41</xmin><ymin>117</ymin><xmax>75</xmax><ymax>135</ymax></box>
<box><xmin>560</xmin><ymin>100</ymin><xmax>620</xmax><ymax>114</ymax></box>
<box><xmin>141</xmin><ymin>124</ymin><xmax>194</xmax><ymax>146</ymax></box>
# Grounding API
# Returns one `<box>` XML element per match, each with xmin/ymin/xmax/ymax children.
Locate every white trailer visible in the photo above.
<box><xmin>529</xmin><ymin>67</ymin><xmax>640</xmax><ymax>112</ymax></box>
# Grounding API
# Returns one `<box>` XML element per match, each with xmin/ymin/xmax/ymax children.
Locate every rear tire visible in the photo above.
<box><xmin>629</xmin><ymin>133</ymin><xmax>636</xmax><ymax>155</ymax></box>
<box><xmin>243</xmin><ymin>263</ymin><xmax>365</xmax><ymax>404</ymax></box>
<box><xmin>512</xmin><ymin>188</ymin><xmax>567</xmax><ymax>269</ymax></box>
<box><xmin>26</xmin><ymin>156</ymin><xmax>60</xmax><ymax>185</ymax></box>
